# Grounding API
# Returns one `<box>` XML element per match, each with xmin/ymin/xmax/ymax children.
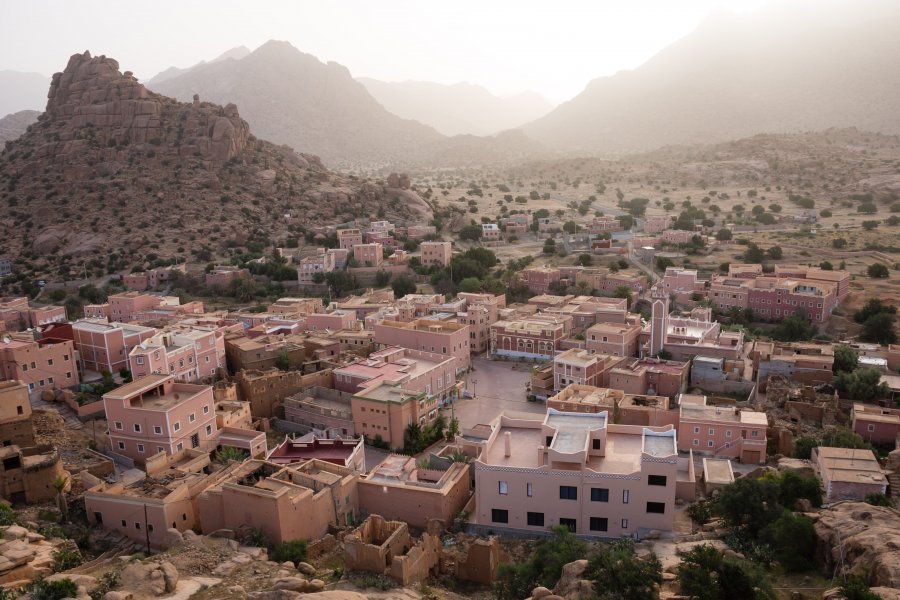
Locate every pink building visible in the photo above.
<box><xmin>522</xmin><ymin>266</ymin><xmax>561</xmax><ymax>295</ymax></box>
<box><xmin>490</xmin><ymin>315</ymin><xmax>569</xmax><ymax>360</ymax></box>
<box><xmin>374</xmin><ymin>319</ymin><xmax>470</xmax><ymax>371</ymax></box>
<box><xmin>103</xmin><ymin>374</ymin><xmax>218</xmax><ymax>463</ymax></box>
<box><xmin>553</xmin><ymin>349</ymin><xmax>626</xmax><ymax>391</ymax></box>
<box><xmin>661</xmin><ymin>229</ymin><xmax>699</xmax><ymax>245</ymax></box>
<box><xmin>585</xmin><ymin>322</ymin><xmax>642</xmax><ymax>357</ymax></box>
<box><xmin>420</xmin><ymin>241</ymin><xmax>452</xmax><ymax>267</ymax></box>
<box><xmin>457</xmin><ymin>293</ymin><xmax>505</xmax><ymax>354</ymax></box>
<box><xmin>607</xmin><ymin>358</ymin><xmax>690</xmax><ymax>400</ymax></box>
<box><xmin>306</xmin><ymin>310</ymin><xmax>358</xmax><ymax>332</ymax></box>
<box><xmin>298</xmin><ymin>248</ymin><xmax>338</xmax><ymax>285</ymax></box>
<box><xmin>72</xmin><ymin>320</ymin><xmax>157</xmax><ymax>374</ymax></box>
<box><xmin>128</xmin><ymin>329</ymin><xmax>226</xmax><ymax>382</ymax></box>
<box><xmin>352</xmin><ymin>243</ymin><xmax>383</xmax><ymax>267</ymax></box>
<box><xmin>0</xmin><ymin>332</ymin><xmax>80</xmax><ymax>393</ymax></box>
<box><xmin>337</xmin><ymin>228</ymin><xmax>363</xmax><ymax>250</ymax></box>
<box><xmin>334</xmin><ymin>346</ymin><xmax>458</xmax><ymax>399</ymax></box>
<box><xmin>677</xmin><ymin>396</ymin><xmax>767</xmax><ymax>464</ymax></box>
<box><xmin>266</xmin><ymin>436</ymin><xmax>364</xmax><ymax>471</ymax></box>
<box><xmin>481</xmin><ymin>224</ymin><xmax>501</xmax><ymax>242</ymax></box>
<box><xmin>852</xmin><ymin>403</ymin><xmax>900</xmax><ymax>446</ymax></box>
<box><xmin>107</xmin><ymin>292</ymin><xmax>162</xmax><ymax>322</ymax></box>
<box><xmin>83</xmin><ymin>304</ymin><xmax>110</xmax><ymax>319</ymax></box>
<box><xmin>655</xmin><ymin>267</ymin><xmax>709</xmax><ymax>304</ymax></box>
<box><xmin>0</xmin><ymin>297</ymin><xmax>66</xmax><ymax>331</ymax></box>
<box><xmin>709</xmin><ymin>276</ymin><xmax>837</xmax><ymax>323</ymax></box>
<box><xmin>464</xmin><ymin>409</ymin><xmax>694</xmax><ymax>538</ymax></box>
<box><xmin>643</xmin><ymin>217</ymin><xmax>670</xmax><ymax>234</ymax></box>
<box><xmin>204</xmin><ymin>266</ymin><xmax>250</xmax><ymax>288</ymax></box>
<box><xmin>589</xmin><ymin>216</ymin><xmax>623</xmax><ymax>234</ymax></box>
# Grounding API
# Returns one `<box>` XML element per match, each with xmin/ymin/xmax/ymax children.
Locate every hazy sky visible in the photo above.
<box><xmin>1</xmin><ymin>0</ymin><xmax>774</xmax><ymax>102</ymax></box>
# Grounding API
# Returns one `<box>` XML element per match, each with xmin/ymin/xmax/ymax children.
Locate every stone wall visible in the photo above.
<box><xmin>456</xmin><ymin>538</ymin><xmax>500</xmax><ymax>585</ymax></box>
<box><xmin>343</xmin><ymin>515</ymin><xmax>410</xmax><ymax>573</ymax></box>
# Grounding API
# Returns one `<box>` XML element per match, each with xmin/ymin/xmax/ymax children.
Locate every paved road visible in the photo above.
<box><xmin>451</xmin><ymin>355</ymin><xmax>545</xmax><ymax>430</ymax></box>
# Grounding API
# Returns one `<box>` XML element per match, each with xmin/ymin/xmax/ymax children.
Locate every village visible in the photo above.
<box><xmin>0</xmin><ymin>210</ymin><xmax>898</xmax><ymax>599</ymax></box>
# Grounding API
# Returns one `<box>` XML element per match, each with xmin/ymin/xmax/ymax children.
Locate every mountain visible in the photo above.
<box><xmin>0</xmin><ymin>110</ymin><xmax>39</xmax><ymax>146</ymax></box>
<box><xmin>523</xmin><ymin>0</ymin><xmax>900</xmax><ymax>154</ymax></box>
<box><xmin>0</xmin><ymin>51</ymin><xmax>431</xmax><ymax>280</ymax></box>
<box><xmin>148</xmin><ymin>40</ymin><xmax>445</xmax><ymax>168</ymax></box>
<box><xmin>358</xmin><ymin>78</ymin><xmax>553</xmax><ymax>136</ymax></box>
<box><xmin>146</xmin><ymin>45</ymin><xmax>251</xmax><ymax>86</ymax></box>
<box><xmin>0</xmin><ymin>71</ymin><xmax>51</xmax><ymax>116</ymax></box>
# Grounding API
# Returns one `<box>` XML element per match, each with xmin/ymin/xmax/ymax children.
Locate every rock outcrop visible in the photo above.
<box><xmin>0</xmin><ymin>110</ymin><xmax>39</xmax><ymax>146</ymax></box>
<box><xmin>0</xmin><ymin>50</ymin><xmax>433</xmax><ymax>278</ymax></box>
<box><xmin>815</xmin><ymin>502</ymin><xmax>900</xmax><ymax>588</ymax></box>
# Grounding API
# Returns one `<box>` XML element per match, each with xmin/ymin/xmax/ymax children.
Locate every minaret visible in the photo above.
<box><xmin>650</xmin><ymin>294</ymin><xmax>669</xmax><ymax>357</ymax></box>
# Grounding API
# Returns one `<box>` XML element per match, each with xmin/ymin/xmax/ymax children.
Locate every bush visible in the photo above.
<box><xmin>26</xmin><ymin>577</ymin><xmax>78</xmax><ymax>600</ymax></box>
<box><xmin>867</xmin><ymin>263</ymin><xmax>889</xmax><ymax>278</ymax></box>
<box><xmin>840</xmin><ymin>574</ymin><xmax>881</xmax><ymax>600</ymax></box>
<box><xmin>677</xmin><ymin>544</ymin><xmax>774</xmax><ymax>600</ymax></box>
<box><xmin>391</xmin><ymin>275</ymin><xmax>417</xmax><ymax>298</ymax></box>
<box><xmin>864</xmin><ymin>492</ymin><xmax>894</xmax><ymax>507</ymax></box>
<box><xmin>0</xmin><ymin>503</ymin><xmax>15</xmax><ymax>526</ymax></box>
<box><xmin>271</xmin><ymin>539</ymin><xmax>308</xmax><ymax>566</ymax></box>
<box><xmin>52</xmin><ymin>543</ymin><xmax>83</xmax><ymax>572</ymax></box>
<box><xmin>494</xmin><ymin>526</ymin><xmax>587</xmax><ymax>600</ymax></box>
<box><xmin>761</xmin><ymin>511</ymin><xmax>816</xmax><ymax>572</ymax></box>
<box><xmin>585</xmin><ymin>539</ymin><xmax>662</xmax><ymax>600</ymax></box>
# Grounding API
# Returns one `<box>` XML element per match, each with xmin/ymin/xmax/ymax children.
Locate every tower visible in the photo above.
<box><xmin>650</xmin><ymin>295</ymin><xmax>669</xmax><ymax>358</ymax></box>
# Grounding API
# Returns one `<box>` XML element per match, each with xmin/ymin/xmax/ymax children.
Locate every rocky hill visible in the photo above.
<box><xmin>0</xmin><ymin>51</ymin><xmax>432</xmax><ymax>279</ymax></box>
<box><xmin>146</xmin><ymin>45</ymin><xmax>251</xmax><ymax>86</ymax></box>
<box><xmin>523</xmin><ymin>0</ymin><xmax>900</xmax><ymax>154</ymax></box>
<box><xmin>359</xmin><ymin>78</ymin><xmax>553</xmax><ymax>137</ymax></box>
<box><xmin>0</xmin><ymin>110</ymin><xmax>39</xmax><ymax>145</ymax></box>
<box><xmin>149</xmin><ymin>41</ymin><xmax>445</xmax><ymax>168</ymax></box>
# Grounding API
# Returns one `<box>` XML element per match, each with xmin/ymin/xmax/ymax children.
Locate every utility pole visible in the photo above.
<box><xmin>143</xmin><ymin>503</ymin><xmax>151</xmax><ymax>555</ymax></box>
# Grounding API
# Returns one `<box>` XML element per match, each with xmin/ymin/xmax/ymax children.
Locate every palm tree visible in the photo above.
<box><xmin>53</xmin><ymin>475</ymin><xmax>69</xmax><ymax>524</ymax></box>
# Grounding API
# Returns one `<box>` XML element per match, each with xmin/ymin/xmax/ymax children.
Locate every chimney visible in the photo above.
<box><xmin>504</xmin><ymin>431</ymin><xmax>511</xmax><ymax>457</ymax></box>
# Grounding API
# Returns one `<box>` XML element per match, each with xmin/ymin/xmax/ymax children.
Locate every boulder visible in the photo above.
<box><xmin>296</xmin><ymin>561</ymin><xmax>316</xmax><ymax>575</ymax></box>
<box><xmin>2</xmin><ymin>525</ymin><xmax>28</xmax><ymax>540</ymax></box>
<box><xmin>531</xmin><ymin>586</ymin><xmax>553</xmax><ymax>599</ymax></box>
<box><xmin>551</xmin><ymin>559</ymin><xmax>594</xmax><ymax>600</ymax></box>
<box><xmin>815</xmin><ymin>501</ymin><xmax>900</xmax><ymax>588</ymax></box>
<box><xmin>777</xmin><ymin>457</ymin><xmax>815</xmax><ymax>479</ymax></box>
<box><xmin>159</xmin><ymin>561</ymin><xmax>178</xmax><ymax>593</ymax></box>
<box><xmin>162</xmin><ymin>528</ymin><xmax>184</xmax><ymax>547</ymax></box>
<box><xmin>103</xmin><ymin>592</ymin><xmax>133</xmax><ymax>600</ymax></box>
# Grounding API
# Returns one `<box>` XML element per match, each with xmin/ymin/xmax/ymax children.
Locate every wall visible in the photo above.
<box><xmin>357</xmin><ymin>464</ymin><xmax>471</xmax><ymax>529</ymax></box>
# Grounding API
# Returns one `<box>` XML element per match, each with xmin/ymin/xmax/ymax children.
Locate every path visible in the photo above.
<box><xmin>30</xmin><ymin>395</ymin><xmax>83</xmax><ymax>430</ymax></box>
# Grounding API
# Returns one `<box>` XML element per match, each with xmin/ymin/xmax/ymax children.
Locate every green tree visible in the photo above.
<box><xmin>867</xmin><ymin>263</ymin><xmax>889</xmax><ymax>278</ymax></box>
<box><xmin>833</xmin><ymin>345</ymin><xmax>858</xmax><ymax>373</ymax></box>
<box><xmin>819</xmin><ymin>260</ymin><xmax>833</xmax><ymax>270</ymax></box>
<box><xmin>274</xmin><ymin>351</ymin><xmax>291</xmax><ymax>372</ymax></box>
<box><xmin>494</xmin><ymin>526</ymin><xmax>587</xmax><ymax>600</ymax></box>
<box><xmin>854</xmin><ymin>298</ymin><xmax>897</xmax><ymax>323</ymax></box>
<box><xmin>325</xmin><ymin>271</ymin><xmax>357</xmax><ymax>296</ymax></box>
<box><xmin>271</xmin><ymin>539</ymin><xmax>308</xmax><ymax>565</ymax></box>
<box><xmin>714</xmin><ymin>476</ymin><xmax>782</xmax><ymax>536</ymax></box>
<box><xmin>543</xmin><ymin>238</ymin><xmax>556</xmax><ymax>255</ymax></box>
<box><xmin>391</xmin><ymin>275</ymin><xmax>417</xmax><ymax>298</ymax></box>
<box><xmin>832</xmin><ymin>237</ymin><xmax>848</xmax><ymax>249</ymax></box>
<box><xmin>864</xmin><ymin>492</ymin><xmax>894</xmax><ymax>507</ymax></box>
<box><xmin>765</xmin><ymin>246</ymin><xmax>783</xmax><ymax>260</ymax></box>
<box><xmin>229</xmin><ymin>276</ymin><xmax>258</xmax><ymax>302</ymax></box>
<box><xmin>835</xmin><ymin>368</ymin><xmax>890</xmax><ymax>401</ymax></box>
<box><xmin>563</xmin><ymin>220</ymin><xmax>578</xmax><ymax>234</ymax></box>
<box><xmin>861</xmin><ymin>312</ymin><xmax>897</xmax><ymax>344</ymax></box>
<box><xmin>458</xmin><ymin>277</ymin><xmax>482</xmax><ymax>293</ymax></box>
<box><xmin>612</xmin><ymin>285</ymin><xmax>633</xmax><ymax>309</ymax></box>
<box><xmin>862</xmin><ymin>220</ymin><xmax>879</xmax><ymax>231</ymax></box>
<box><xmin>743</xmin><ymin>243</ymin><xmax>765</xmax><ymax>263</ymax></box>
<box><xmin>374</xmin><ymin>270</ymin><xmax>392</xmax><ymax>287</ymax></box>
<box><xmin>775</xmin><ymin>471</ymin><xmax>822</xmax><ymax>509</ymax></box>
<box><xmin>576</xmin><ymin>253</ymin><xmax>593</xmax><ymax>267</ymax></box>
<box><xmin>617</xmin><ymin>214</ymin><xmax>635</xmax><ymax>230</ymax></box>
<box><xmin>656</xmin><ymin>257</ymin><xmax>674</xmax><ymax>271</ymax></box>
<box><xmin>585</xmin><ymin>539</ymin><xmax>662</xmax><ymax>600</ymax></box>
<box><xmin>771</xmin><ymin>314</ymin><xmax>815</xmax><ymax>342</ymax></box>
<box><xmin>677</xmin><ymin>544</ymin><xmax>774</xmax><ymax>600</ymax></box>
<box><xmin>458</xmin><ymin>224</ymin><xmax>483</xmax><ymax>241</ymax></box>
<box><xmin>715</xmin><ymin>228</ymin><xmax>733</xmax><ymax>241</ymax></box>
<box><xmin>840</xmin><ymin>574</ymin><xmax>881</xmax><ymax>600</ymax></box>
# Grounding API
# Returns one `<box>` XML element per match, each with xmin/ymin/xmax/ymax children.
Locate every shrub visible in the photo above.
<box><xmin>585</xmin><ymin>539</ymin><xmax>662</xmax><ymax>600</ymax></box>
<box><xmin>271</xmin><ymin>539</ymin><xmax>308</xmax><ymax>566</ymax></box>
<box><xmin>52</xmin><ymin>543</ymin><xmax>83</xmax><ymax>572</ymax></box>
<box><xmin>494</xmin><ymin>526</ymin><xmax>587</xmax><ymax>600</ymax></box>
<box><xmin>26</xmin><ymin>577</ymin><xmax>78</xmax><ymax>600</ymax></box>
<box><xmin>0</xmin><ymin>503</ymin><xmax>15</xmax><ymax>526</ymax></box>
<box><xmin>864</xmin><ymin>493</ymin><xmax>894</xmax><ymax>507</ymax></box>
<box><xmin>867</xmin><ymin>263</ymin><xmax>889</xmax><ymax>278</ymax></box>
<box><xmin>761</xmin><ymin>511</ymin><xmax>816</xmax><ymax>572</ymax></box>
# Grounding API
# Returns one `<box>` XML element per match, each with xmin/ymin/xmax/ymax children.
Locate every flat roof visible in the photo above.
<box><xmin>817</xmin><ymin>447</ymin><xmax>885</xmax><ymax>484</ymax></box>
<box><xmin>703</xmin><ymin>458</ymin><xmax>735</xmax><ymax>485</ymax></box>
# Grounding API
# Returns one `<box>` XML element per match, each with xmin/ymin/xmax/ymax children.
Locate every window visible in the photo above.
<box><xmin>48</xmin><ymin>377</ymin><xmax>53</xmax><ymax>385</ymax></box>
<box><xmin>559</xmin><ymin>486</ymin><xmax>578</xmax><ymax>500</ymax></box>
<box><xmin>206</xmin><ymin>425</ymin><xmax>212</xmax><ymax>436</ymax></box>
<box><xmin>136</xmin><ymin>356</ymin><xmax>145</xmax><ymax>365</ymax></box>
<box><xmin>592</xmin><ymin>439</ymin><xmax>601</xmax><ymax>450</ymax></box>
<box><xmin>751</xmin><ymin>430</ymin><xmax>759</xmax><ymax>437</ymax></box>
<box><xmin>648</xmin><ymin>475</ymin><xmax>667</xmax><ymax>487</ymax></box>
<box><xmin>621</xmin><ymin>519</ymin><xmax>629</xmax><ymax>529</ymax></box>
<box><xmin>591</xmin><ymin>488</ymin><xmax>609</xmax><ymax>502</ymax></box>
<box><xmin>708</xmin><ymin>428</ymin><xmax>715</xmax><ymax>436</ymax></box>
<box><xmin>590</xmin><ymin>517</ymin><xmax>608</xmax><ymax>532</ymax></box>
<box><xmin>117</xmin><ymin>441</ymin><xmax>125</xmax><ymax>450</ymax></box>
<box><xmin>66</xmin><ymin>372</ymin><xmax>72</xmax><ymax>379</ymax></box>
<box><xmin>133</xmin><ymin>423</ymin><xmax>141</xmax><ymax>433</ymax></box>
<box><xmin>16</xmin><ymin>406</ymin><xmax>23</xmax><ymax>415</ymax></box>
<box><xmin>647</xmin><ymin>502</ymin><xmax>666</xmax><ymax>514</ymax></box>
<box><xmin>499</xmin><ymin>481</ymin><xmax>508</xmax><ymax>495</ymax></box>
<box><xmin>623</xmin><ymin>490</ymin><xmax>630</xmax><ymax>504</ymax></box>
<box><xmin>708</xmin><ymin>441</ymin><xmax>714</xmax><ymax>447</ymax></box>
<box><xmin>491</xmin><ymin>509</ymin><xmax>509</xmax><ymax>524</ymax></box>
<box><xmin>137</xmin><ymin>444</ymin><xmax>145</xmax><ymax>453</ymax></box>
<box><xmin>135</xmin><ymin>522</ymin><xmax>141</xmax><ymax>530</ymax></box>
<box><xmin>526</xmin><ymin>483</ymin><xmax>533</xmax><ymax>498</ymax></box>
<box><xmin>867</xmin><ymin>424</ymin><xmax>876</xmax><ymax>432</ymax></box>
<box><xmin>190</xmin><ymin>433</ymin><xmax>200</xmax><ymax>448</ymax></box>
<box><xmin>174</xmin><ymin>422</ymin><xmax>180</xmax><ymax>432</ymax></box>
<box><xmin>121</xmin><ymin>520</ymin><xmax>127</xmax><ymax>527</ymax></box>
<box><xmin>47</xmin><ymin>358</ymin><xmax>53</xmax><ymax>366</ymax></box>
<box><xmin>725</xmin><ymin>430</ymin><xmax>732</xmax><ymax>438</ymax></box>
<box><xmin>527</xmin><ymin>512</ymin><xmax>544</xmax><ymax>526</ymax></box>
<box><xmin>693</xmin><ymin>426</ymin><xmax>700</xmax><ymax>434</ymax></box>
<box><xmin>189</xmin><ymin>413</ymin><xmax>196</xmax><ymax>423</ymax></box>
<box><xmin>176</xmin><ymin>443</ymin><xmax>184</xmax><ymax>451</ymax></box>
<box><xmin>154</xmin><ymin>426</ymin><xmax>162</xmax><ymax>435</ymax></box>
<box><xmin>559</xmin><ymin>518</ymin><xmax>577</xmax><ymax>532</ymax></box>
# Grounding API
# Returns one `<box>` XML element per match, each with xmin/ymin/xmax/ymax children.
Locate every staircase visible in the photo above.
<box><xmin>29</xmin><ymin>395</ymin><xmax>84</xmax><ymax>430</ymax></box>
